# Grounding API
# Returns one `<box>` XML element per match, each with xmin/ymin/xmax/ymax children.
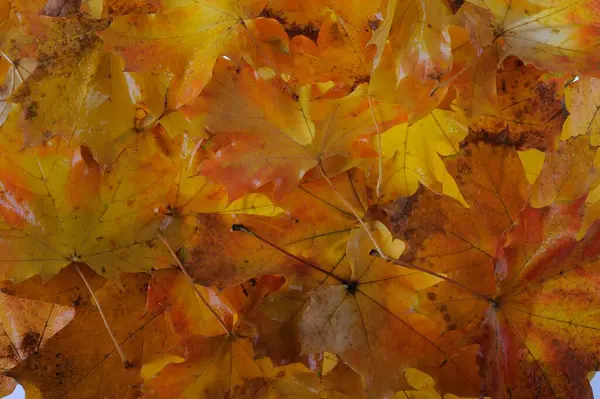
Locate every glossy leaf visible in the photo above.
<box><xmin>187</xmin><ymin>58</ymin><xmax>405</xmax><ymax>200</ymax></box>
<box><xmin>98</xmin><ymin>0</ymin><xmax>267</xmax><ymax>109</ymax></box>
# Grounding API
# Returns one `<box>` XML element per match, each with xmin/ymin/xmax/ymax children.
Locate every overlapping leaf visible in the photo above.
<box><xmin>367</xmin><ymin>106</ymin><xmax>468</xmax><ymax>203</ymax></box>
<box><xmin>2</xmin><ymin>0</ymin><xmax>600</xmax><ymax>397</ymax></box>
<box><xmin>393</xmin><ymin>138</ymin><xmax>600</xmax><ymax>398</ymax></box>
<box><xmin>187</xmin><ymin>58</ymin><xmax>406</xmax><ymax>200</ymax></box>
<box><xmin>297</xmin><ymin>221</ymin><xmax>480</xmax><ymax>398</ymax></box>
<box><xmin>448</xmin><ymin>0</ymin><xmax>600</xmax><ymax>117</ymax></box>
<box><xmin>179</xmin><ymin>170</ymin><xmax>364</xmax><ymax>287</ymax></box>
<box><xmin>7</xmin><ymin>266</ymin><xmax>175</xmax><ymax>398</ymax></box>
<box><xmin>469</xmin><ymin>57</ymin><xmax>568</xmax><ymax>150</ymax></box>
<box><xmin>98</xmin><ymin>0</ymin><xmax>272</xmax><ymax>109</ymax></box>
<box><xmin>368</xmin><ymin>0</ymin><xmax>453</xmax><ymax>84</ymax></box>
<box><xmin>0</xmin><ymin>289</ymin><xmax>74</xmax><ymax>374</ymax></box>
<box><xmin>0</xmin><ymin>133</ymin><xmax>178</xmax><ymax>281</ymax></box>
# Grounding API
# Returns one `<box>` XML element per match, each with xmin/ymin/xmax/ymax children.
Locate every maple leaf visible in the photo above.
<box><xmin>368</xmin><ymin>0</ymin><xmax>454</xmax><ymax>84</ymax></box>
<box><xmin>4</xmin><ymin>13</ymin><xmax>172</xmax><ymax>160</ymax></box>
<box><xmin>3</xmin><ymin>265</ymin><xmax>174</xmax><ymax>398</ymax></box>
<box><xmin>367</xmin><ymin>106</ymin><xmax>468</xmax><ymax>203</ymax></box>
<box><xmin>297</xmin><ymin>221</ymin><xmax>480</xmax><ymax>398</ymax></box>
<box><xmin>5</xmin><ymin>14</ymin><xmax>110</xmax><ymax>145</ymax></box>
<box><xmin>249</xmin><ymin>277</ymin><xmax>316</xmax><ymax>367</ymax></box>
<box><xmin>98</xmin><ymin>0</ymin><xmax>270</xmax><ymax>109</ymax></box>
<box><xmin>391</xmin><ymin>139</ymin><xmax>600</xmax><ymax>398</ymax></box>
<box><xmin>144</xmin><ymin>268</ymin><xmax>305</xmax><ymax>398</ymax></box>
<box><xmin>0</xmin><ymin>289</ymin><xmax>74</xmax><ymax>373</ymax></box>
<box><xmin>448</xmin><ymin>0</ymin><xmax>600</xmax><ymax>117</ymax></box>
<box><xmin>468</xmin><ymin>57</ymin><xmax>568</xmax><ymax>150</ymax></box>
<box><xmin>0</xmin><ymin>134</ymin><xmax>178</xmax><ymax>282</ymax></box>
<box><xmin>368</xmin><ymin>41</ymin><xmax>449</xmax><ymax>121</ymax></box>
<box><xmin>529</xmin><ymin>136</ymin><xmax>600</xmax><ymax>208</ymax></box>
<box><xmin>285</xmin><ymin>0</ymin><xmax>380</xmax><ymax>88</ymax></box>
<box><xmin>463</xmin><ymin>0</ymin><xmax>600</xmax><ymax>75</ymax></box>
<box><xmin>4</xmin><ymin>0</ymin><xmax>600</xmax><ymax>396</ymax></box>
<box><xmin>562</xmin><ymin>76</ymin><xmax>600</xmax><ymax>145</ymax></box>
<box><xmin>179</xmin><ymin>170</ymin><xmax>364</xmax><ymax>287</ymax></box>
<box><xmin>187</xmin><ymin>58</ymin><xmax>405</xmax><ymax>200</ymax></box>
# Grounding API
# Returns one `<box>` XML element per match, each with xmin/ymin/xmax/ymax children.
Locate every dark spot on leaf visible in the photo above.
<box><xmin>21</xmin><ymin>330</ymin><xmax>41</xmax><ymax>356</ymax></box>
<box><xmin>25</xmin><ymin>102</ymin><xmax>38</xmax><ymax>120</ymax></box>
<box><xmin>285</xmin><ymin>23</ymin><xmax>320</xmax><ymax>43</ymax></box>
<box><xmin>427</xmin><ymin>292</ymin><xmax>437</xmax><ymax>301</ymax></box>
<box><xmin>351</xmin><ymin>75</ymin><xmax>370</xmax><ymax>91</ymax></box>
<box><xmin>445</xmin><ymin>0</ymin><xmax>464</xmax><ymax>13</ymax></box>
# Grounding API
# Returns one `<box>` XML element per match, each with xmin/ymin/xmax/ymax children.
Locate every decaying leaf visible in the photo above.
<box><xmin>2</xmin><ymin>0</ymin><xmax>600</xmax><ymax>397</ymax></box>
<box><xmin>394</xmin><ymin>139</ymin><xmax>600</xmax><ymax>398</ymax></box>
<box><xmin>8</xmin><ymin>266</ymin><xmax>175</xmax><ymax>398</ymax></box>
<box><xmin>0</xmin><ymin>291</ymin><xmax>74</xmax><ymax>373</ymax></box>
<box><xmin>298</xmin><ymin>221</ymin><xmax>479</xmax><ymax>398</ymax></box>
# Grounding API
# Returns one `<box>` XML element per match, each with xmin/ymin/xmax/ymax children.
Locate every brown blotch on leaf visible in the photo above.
<box><xmin>21</xmin><ymin>331</ymin><xmax>41</xmax><ymax>356</ymax></box>
<box><xmin>444</xmin><ymin>0</ymin><xmax>464</xmax><ymax>14</ymax></box>
<box><xmin>286</xmin><ymin>24</ymin><xmax>320</xmax><ymax>43</ymax></box>
<box><xmin>24</xmin><ymin>103</ymin><xmax>38</xmax><ymax>120</ymax></box>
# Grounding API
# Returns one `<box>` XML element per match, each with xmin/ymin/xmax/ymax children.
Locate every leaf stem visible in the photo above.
<box><xmin>370</xmin><ymin>250</ymin><xmax>491</xmax><ymax>302</ymax></box>
<box><xmin>74</xmin><ymin>263</ymin><xmax>132</xmax><ymax>368</ymax></box>
<box><xmin>157</xmin><ymin>232</ymin><xmax>231</xmax><ymax>334</ymax></box>
<box><xmin>317</xmin><ymin>163</ymin><xmax>386</xmax><ymax>258</ymax></box>
<box><xmin>231</xmin><ymin>224</ymin><xmax>349</xmax><ymax>285</ymax></box>
<box><xmin>367</xmin><ymin>96</ymin><xmax>384</xmax><ymax>199</ymax></box>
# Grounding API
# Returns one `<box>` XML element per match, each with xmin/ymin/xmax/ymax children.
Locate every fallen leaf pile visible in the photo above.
<box><xmin>1</xmin><ymin>0</ymin><xmax>600</xmax><ymax>398</ymax></box>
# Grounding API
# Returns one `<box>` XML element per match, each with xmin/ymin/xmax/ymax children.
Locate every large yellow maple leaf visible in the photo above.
<box><xmin>0</xmin><ymin>134</ymin><xmax>178</xmax><ymax>281</ymax></box>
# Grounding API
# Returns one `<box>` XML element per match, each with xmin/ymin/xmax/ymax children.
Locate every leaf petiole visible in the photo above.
<box><xmin>316</xmin><ymin>163</ymin><xmax>387</xmax><ymax>258</ymax></box>
<box><xmin>157</xmin><ymin>232</ymin><xmax>231</xmax><ymax>335</ymax></box>
<box><xmin>369</xmin><ymin>250</ymin><xmax>492</xmax><ymax>302</ymax></box>
<box><xmin>231</xmin><ymin>224</ymin><xmax>349</xmax><ymax>285</ymax></box>
<box><xmin>74</xmin><ymin>263</ymin><xmax>133</xmax><ymax>368</ymax></box>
